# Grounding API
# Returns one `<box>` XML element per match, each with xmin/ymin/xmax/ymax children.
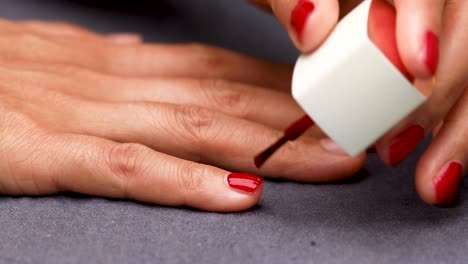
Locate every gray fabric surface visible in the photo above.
<box><xmin>0</xmin><ymin>1</ymin><xmax>466</xmax><ymax>264</ymax></box>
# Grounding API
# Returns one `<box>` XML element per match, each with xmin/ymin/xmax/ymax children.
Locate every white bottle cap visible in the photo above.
<box><xmin>292</xmin><ymin>0</ymin><xmax>426</xmax><ymax>157</ymax></box>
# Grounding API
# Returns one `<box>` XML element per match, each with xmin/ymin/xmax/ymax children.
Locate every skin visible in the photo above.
<box><xmin>251</xmin><ymin>0</ymin><xmax>468</xmax><ymax>204</ymax></box>
<box><xmin>0</xmin><ymin>20</ymin><xmax>364</xmax><ymax>212</ymax></box>
<box><xmin>1</xmin><ymin>0</ymin><xmax>466</xmax><ymax>210</ymax></box>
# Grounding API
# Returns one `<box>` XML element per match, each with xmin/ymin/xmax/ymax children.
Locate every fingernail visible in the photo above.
<box><xmin>227</xmin><ymin>173</ymin><xmax>263</xmax><ymax>194</ymax></box>
<box><xmin>291</xmin><ymin>0</ymin><xmax>315</xmax><ymax>43</ymax></box>
<box><xmin>108</xmin><ymin>33</ymin><xmax>142</xmax><ymax>44</ymax></box>
<box><xmin>389</xmin><ymin>124</ymin><xmax>425</xmax><ymax>166</ymax></box>
<box><xmin>434</xmin><ymin>161</ymin><xmax>463</xmax><ymax>206</ymax></box>
<box><xmin>422</xmin><ymin>31</ymin><xmax>439</xmax><ymax>76</ymax></box>
<box><xmin>320</xmin><ymin>138</ymin><xmax>348</xmax><ymax>155</ymax></box>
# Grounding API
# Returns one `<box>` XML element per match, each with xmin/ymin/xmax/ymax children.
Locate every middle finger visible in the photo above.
<box><xmin>2</xmin><ymin>64</ymin><xmax>324</xmax><ymax>137</ymax></box>
<box><xmin>51</xmin><ymin>99</ymin><xmax>365</xmax><ymax>182</ymax></box>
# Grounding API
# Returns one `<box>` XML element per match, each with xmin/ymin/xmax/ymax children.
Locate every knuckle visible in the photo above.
<box><xmin>284</xmin><ymin>139</ymin><xmax>302</xmax><ymax>155</ymax></box>
<box><xmin>102</xmin><ymin>45</ymin><xmax>137</xmax><ymax>72</ymax></box>
<box><xmin>188</xmin><ymin>43</ymin><xmax>225</xmax><ymax>71</ymax></box>
<box><xmin>104</xmin><ymin>143</ymin><xmax>147</xmax><ymax>186</ymax></box>
<box><xmin>1</xmin><ymin>130</ymin><xmax>52</xmax><ymax>194</ymax></box>
<box><xmin>0</xmin><ymin>103</ymin><xmax>39</xmax><ymax>138</ymax></box>
<box><xmin>173</xmin><ymin>104</ymin><xmax>216</xmax><ymax>144</ymax></box>
<box><xmin>175</xmin><ymin>162</ymin><xmax>205</xmax><ymax>194</ymax></box>
<box><xmin>0</xmin><ymin>32</ymin><xmax>60</xmax><ymax>62</ymax></box>
<box><xmin>11</xmin><ymin>32</ymin><xmax>43</xmax><ymax>44</ymax></box>
<box><xmin>102</xmin><ymin>44</ymin><xmax>122</xmax><ymax>62</ymax></box>
<box><xmin>200</xmin><ymin>79</ymin><xmax>250</xmax><ymax>118</ymax></box>
<box><xmin>9</xmin><ymin>32</ymin><xmax>50</xmax><ymax>51</ymax></box>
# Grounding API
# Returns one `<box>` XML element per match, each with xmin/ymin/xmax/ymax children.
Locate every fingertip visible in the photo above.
<box><xmin>319</xmin><ymin>152</ymin><xmax>367</xmax><ymax>182</ymax></box>
<box><xmin>284</xmin><ymin>0</ymin><xmax>339</xmax><ymax>53</ymax></box>
<box><xmin>416</xmin><ymin>157</ymin><xmax>464</xmax><ymax>206</ymax></box>
<box><xmin>216</xmin><ymin>173</ymin><xmax>264</xmax><ymax>212</ymax></box>
<box><xmin>392</xmin><ymin>0</ymin><xmax>443</xmax><ymax>80</ymax></box>
<box><xmin>415</xmin><ymin>160</ymin><xmax>437</xmax><ymax>205</ymax></box>
<box><xmin>319</xmin><ymin>139</ymin><xmax>368</xmax><ymax>177</ymax></box>
<box><xmin>299</xmin><ymin>0</ymin><xmax>340</xmax><ymax>53</ymax></box>
<box><xmin>347</xmin><ymin>152</ymin><xmax>368</xmax><ymax>176</ymax></box>
<box><xmin>166</xmin><ymin>170</ymin><xmax>264</xmax><ymax>213</ymax></box>
<box><xmin>397</xmin><ymin>31</ymin><xmax>439</xmax><ymax>81</ymax></box>
<box><xmin>291</xmin><ymin>146</ymin><xmax>367</xmax><ymax>183</ymax></box>
<box><xmin>375</xmin><ymin>123</ymin><xmax>426</xmax><ymax>168</ymax></box>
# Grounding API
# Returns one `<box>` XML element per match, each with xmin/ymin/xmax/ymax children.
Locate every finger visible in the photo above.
<box><xmin>2</xmin><ymin>60</ymin><xmax>318</xmax><ymax>139</ymax></box>
<box><xmin>78</xmin><ymin>76</ymin><xmax>305</xmax><ymax>134</ymax></box>
<box><xmin>107</xmin><ymin>43</ymin><xmax>293</xmax><ymax>91</ymax></box>
<box><xmin>113</xmin><ymin>78</ymin><xmax>321</xmax><ymax>138</ymax></box>
<box><xmin>376</xmin><ymin>1</ymin><xmax>468</xmax><ymax>166</ymax></box>
<box><xmin>57</xmin><ymin>101</ymin><xmax>365</xmax><ymax>182</ymax></box>
<box><xmin>391</xmin><ymin>0</ymin><xmax>446</xmax><ymax>79</ymax></box>
<box><xmin>415</xmin><ymin>86</ymin><xmax>467</xmax><ymax>206</ymax></box>
<box><xmin>21</xmin><ymin>21</ymin><xmax>143</xmax><ymax>45</ymax></box>
<box><xmin>266</xmin><ymin>0</ymin><xmax>340</xmax><ymax>53</ymax></box>
<box><xmin>107</xmin><ymin>33</ymin><xmax>143</xmax><ymax>45</ymax></box>
<box><xmin>5</xmin><ymin>132</ymin><xmax>263</xmax><ymax>212</ymax></box>
<box><xmin>0</xmin><ymin>34</ymin><xmax>292</xmax><ymax>91</ymax></box>
<box><xmin>101</xmin><ymin>77</ymin><xmax>327</xmax><ymax>138</ymax></box>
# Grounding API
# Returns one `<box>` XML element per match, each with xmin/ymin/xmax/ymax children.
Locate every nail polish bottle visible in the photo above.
<box><xmin>292</xmin><ymin>0</ymin><xmax>426</xmax><ymax>156</ymax></box>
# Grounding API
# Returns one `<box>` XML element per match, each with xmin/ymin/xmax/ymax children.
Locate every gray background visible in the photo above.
<box><xmin>0</xmin><ymin>1</ymin><xmax>466</xmax><ymax>264</ymax></box>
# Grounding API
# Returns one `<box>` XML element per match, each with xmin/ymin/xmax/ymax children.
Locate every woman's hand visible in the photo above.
<box><xmin>0</xmin><ymin>20</ymin><xmax>364</xmax><ymax>211</ymax></box>
<box><xmin>250</xmin><ymin>0</ymin><xmax>468</xmax><ymax>205</ymax></box>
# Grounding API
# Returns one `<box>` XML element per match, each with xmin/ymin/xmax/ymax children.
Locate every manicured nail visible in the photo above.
<box><xmin>434</xmin><ymin>162</ymin><xmax>463</xmax><ymax>206</ymax></box>
<box><xmin>320</xmin><ymin>138</ymin><xmax>348</xmax><ymax>155</ymax></box>
<box><xmin>291</xmin><ymin>0</ymin><xmax>315</xmax><ymax>42</ymax></box>
<box><xmin>389</xmin><ymin>124</ymin><xmax>425</xmax><ymax>166</ymax></box>
<box><xmin>228</xmin><ymin>173</ymin><xmax>263</xmax><ymax>194</ymax></box>
<box><xmin>423</xmin><ymin>31</ymin><xmax>439</xmax><ymax>76</ymax></box>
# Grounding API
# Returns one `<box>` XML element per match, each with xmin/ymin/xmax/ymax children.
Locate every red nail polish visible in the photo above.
<box><xmin>423</xmin><ymin>31</ymin><xmax>439</xmax><ymax>76</ymax></box>
<box><xmin>389</xmin><ymin>124</ymin><xmax>425</xmax><ymax>166</ymax></box>
<box><xmin>228</xmin><ymin>173</ymin><xmax>263</xmax><ymax>193</ymax></box>
<box><xmin>434</xmin><ymin>162</ymin><xmax>463</xmax><ymax>205</ymax></box>
<box><xmin>291</xmin><ymin>0</ymin><xmax>315</xmax><ymax>42</ymax></box>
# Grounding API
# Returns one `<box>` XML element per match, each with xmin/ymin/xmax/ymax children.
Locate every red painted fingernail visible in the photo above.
<box><xmin>434</xmin><ymin>162</ymin><xmax>463</xmax><ymax>205</ymax></box>
<box><xmin>228</xmin><ymin>173</ymin><xmax>263</xmax><ymax>193</ymax></box>
<box><xmin>291</xmin><ymin>0</ymin><xmax>315</xmax><ymax>42</ymax></box>
<box><xmin>423</xmin><ymin>31</ymin><xmax>439</xmax><ymax>76</ymax></box>
<box><xmin>389</xmin><ymin>124</ymin><xmax>425</xmax><ymax>166</ymax></box>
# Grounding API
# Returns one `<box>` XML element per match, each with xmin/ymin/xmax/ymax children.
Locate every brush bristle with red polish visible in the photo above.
<box><xmin>254</xmin><ymin>115</ymin><xmax>315</xmax><ymax>168</ymax></box>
